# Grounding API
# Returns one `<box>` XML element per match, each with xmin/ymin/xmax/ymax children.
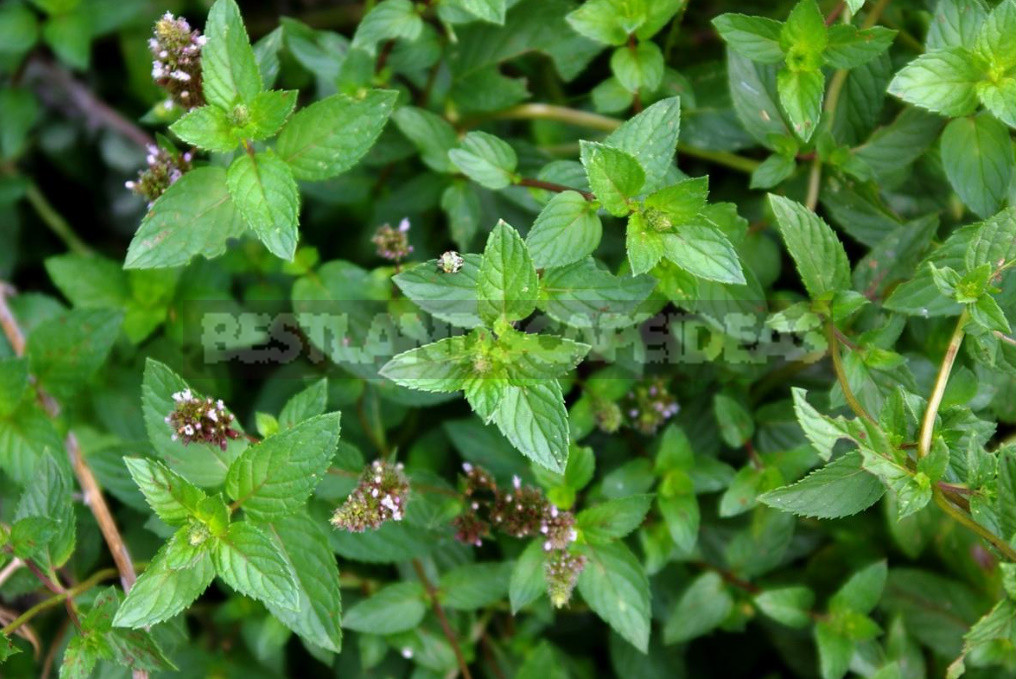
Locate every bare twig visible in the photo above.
<box><xmin>412</xmin><ymin>559</ymin><xmax>473</xmax><ymax>679</ymax></box>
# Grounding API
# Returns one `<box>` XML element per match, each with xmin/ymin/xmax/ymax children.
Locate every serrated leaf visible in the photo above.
<box><xmin>539</xmin><ymin>257</ymin><xmax>656</xmax><ymax>329</ymax></box>
<box><xmin>440</xmin><ymin>562</ymin><xmax>512</xmax><ymax>609</ymax></box>
<box><xmin>577</xmin><ymin>541</ymin><xmax>651</xmax><ymax>652</ymax></box>
<box><xmin>661</xmin><ymin>224</ymin><xmax>746</xmax><ymax>285</ymax></box>
<box><xmin>44</xmin><ymin>254</ymin><xmax>128</xmax><ymax>309</ymax></box>
<box><xmin>380</xmin><ymin>334</ymin><xmax>480</xmax><ymax>392</ymax></box>
<box><xmin>830</xmin><ymin>560</ymin><xmax>887</xmax><ymax>615</ymax></box>
<box><xmin>202</xmin><ymin>0</ymin><xmax>262</xmax><ymax>109</ymax></box>
<box><xmin>393</xmin><ymin>254</ymin><xmax>484</xmax><ymax>328</ymax></box>
<box><xmin>509</xmin><ymin>540</ymin><xmax>547</xmax><ymax>613</ymax></box>
<box><xmin>611</xmin><ymin>41</ymin><xmax>664</xmax><ymax>94</ymax></box>
<box><xmin>713</xmin><ymin>14</ymin><xmax>785</xmax><ymax>64</ymax></box>
<box><xmin>760</xmin><ymin>451</ymin><xmax>885</xmax><ymax>518</ymax></box>
<box><xmin>768</xmin><ymin>194</ymin><xmax>851</xmax><ymax>298</ymax></box>
<box><xmin>940</xmin><ymin>114</ymin><xmax>1014</xmax><ymax>218</ymax></box>
<box><xmin>823</xmin><ymin>25</ymin><xmax>896</xmax><ymax>70</ymax></box>
<box><xmin>887</xmin><ymin>48</ymin><xmax>986</xmax><ymax>117</ymax></box>
<box><xmin>755</xmin><ymin>586</ymin><xmax>815</xmax><ymax>628</ymax></box>
<box><xmin>493</xmin><ymin>381</ymin><xmax>570</xmax><ymax>472</ymax></box>
<box><xmin>124</xmin><ymin>457</ymin><xmax>206</xmax><ymax>526</ymax></box>
<box><xmin>926</xmin><ymin>0</ymin><xmax>988</xmax><ymax>51</ymax></box>
<box><xmin>792</xmin><ymin>387</ymin><xmax>851</xmax><ymax>460</ymax></box>
<box><xmin>124</xmin><ymin>167</ymin><xmax>247</xmax><ymax>269</ymax></box>
<box><xmin>169</xmin><ymin>105</ymin><xmax>238</xmax><ymax>152</ymax></box>
<box><xmin>212</xmin><ymin>521</ymin><xmax>300</xmax><ymax>611</ymax></box>
<box><xmin>526</xmin><ymin>191</ymin><xmax>602</xmax><ymax>269</ymax></box>
<box><xmin>27</xmin><ymin>309</ymin><xmax>122</xmax><ymax>401</ymax></box>
<box><xmin>581</xmin><ymin>141</ymin><xmax>644</xmax><ymax>217</ymax></box>
<box><xmin>392</xmin><ymin>106</ymin><xmax>459</xmax><ymax>173</ymax></box>
<box><xmin>603</xmin><ymin>96</ymin><xmax>681</xmax><ymax>192</ymax></box>
<box><xmin>276</xmin><ymin>89</ymin><xmax>397</xmax><ymax>181</ymax></box>
<box><xmin>565</xmin><ymin>0</ymin><xmax>644</xmax><ymax>46</ymax></box>
<box><xmin>351</xmin><ymin>0</ymin><xmax>423</xmax><ymax>54</ymax></box>
<box><xmin>577</xmin><ymin>494</ymin><xmax>654</xmax><ymax>543</ymax></box>
<box><xmin>227</xmin><ymin>149</ymin><xmax>300</xmax><ymax>260</ymax></box>
<box><xmin>15</xmin><ymin>456</ymin><xmax>74</xmax><ymax>567</ymax></box>
<box><xmin>342</xmin><ymin>581</ymin><xmax>426</xmax><ymax>634</ymax></box>
<box><xmin>777</xmin><ymin>67</ymin><xmax>824</xmax><ymax>142</ymax></box>
<box><xmin>663</xmin><ymin>572</ymin><xmax>734</xmax><ymax>644</ymax></box>
<box><xmin>278</xmin><ymin>379</ymin><xmax>328</xmax><ymax>429</ymax></box>
<box><xmin>225</xmin><ymin>412</ymin><xmax>341</xmax><ymax>520</ymax></box>
<box><xmin>113</xmin><ymin>540</ymin><xmax>215</xmax><ymax>628</ymax></box>
<box><xmin>477</xmin><ymin>220</ymin><xmax>539</xmax><ymax>323</ymax></box>
<box><xmin>448</xmin><ymin>131</ymin><xmax>518</xmax><ymax>190</ymax></box>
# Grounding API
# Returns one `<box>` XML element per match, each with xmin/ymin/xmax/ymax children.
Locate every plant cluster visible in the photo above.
<box><xmin>1</xmin><ymin>0</ymin><xmax>1016</xmax><ymax>677</ymax></box>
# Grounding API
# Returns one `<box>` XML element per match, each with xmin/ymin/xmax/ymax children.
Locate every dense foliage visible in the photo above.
<box><xmin>2</xmin><ymin>0</ymin><xmax>1016</xmax><ymax>677</ymax></box>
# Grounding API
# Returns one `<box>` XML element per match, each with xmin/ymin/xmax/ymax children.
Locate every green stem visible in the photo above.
<box><xmin>479</xmin><ymin>103</ymin><xmax>761</xmax><ymax>174</ymax></box>
<box><xmin>824</xmin><ymin>323</ymin><xmax>875</xmax><ymax>423</ymax></box>
<box><xmin>24</xmin><ymin>181</ymin><xmax>92</xmax><ymax>256</ymax></box>
<box><xmin>933</xmin><ymin>489</ymin><xmax>1016</xmax><ymax>562</ymax></box>
<box><xmin>918</xmin><ymin>310</ymin><xmax>968</xmax><ymax>458</ymax></box>
<box><xmin>2</xmin><ymin>567</ymin><xmax>119</xmax><ymax>636</ymax></box>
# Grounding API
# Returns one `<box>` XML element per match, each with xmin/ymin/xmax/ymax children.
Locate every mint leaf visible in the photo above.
<box><xmin>888</xmin><ymin>48</ymin><xmax>986</xmax><ymax>117</ymax></box>
<box><xmin>823</xmin><ymin>25</ymin><xmax>896</xmax><ymax>69</ymax></box>
<box><xmin>380</xmin><ymin>334</ymin><xmax>482</xmax><ymax>392</ymax></box>
<box><xmin>791</xmin><ymin>388</ymin><xmax>851</xmax><ymax>460</ymax></box>
<box><xmin>977</xmin><ymin>77</ymin><xmax>1016</xmax><ymax>128</ymax></box>
<box><xmin>227</xmin><ymin>149</ymin><xmax>301</xmax><ymax>260</ymax></box>
<box><xmin>342</xmin><ymin>582</ymin><xmax>426</xmax><ymax>634</ymax></box>
<box><xmin>276</xmin><ymin>89</ymin><xmax>397</xmax><ymax>181</ymax></box>
<box><xmin>477</xmin><ymin>220</ymin><xmax>539</xmax><ymax>324</ymax></box>
<box><xmin>212</xmin><ymin>521</ymin><xmax>300</xmax><ymax>611</ymax></box>
<box><xmin>169</xmin><ymin>105</ymin><xmax>237</xmax><ymax>152</ymax></box>
<box><xmin>393</xmin><ymin>254</ymin><xmax>484</xmax><ymax>328</ymax></box>
<box><xmin>452</xmin><ymin>0</ymin><xmax>507</xmax><ymax>25</ymax></box>
<box><xmin>27</xmin><ymin>309</ymin><xmax>121</xmax><ymax>401</ymax></box>
<box><xmin>603</xmin><ymin>96</ymin><xmax>681</xmax><ymax>192</ymax></box>
<box><xmin>926</xmin><ymin>0</ymin><xmax>988</xmax><ymax>51</ymax></box>
<box><xmin>975</xmin><ymin>0</ymin><xmax>1016</xmax><ymax>72</ymax></box>
<box><xmin>351</xmin><ymin>0</ymin><xmax>423</xmax><ymax>54</ymax></box>
<box><xmin>448</xmin><ymin>131</ymin><xmax>518</xmax><ymax>190</ymax></box>
<box><xmin>777</xmin><ymin>67</ymin><xmax>824</xmax><ymax>142</ymax></box>
<box><xmin>202</xmin><ymin>0</ymin><xmax>262</xmax><ymax>109</ymax></box>
<box><xmin>124</xmin><ymin>457</ymin><xmax>206</xmax><ymax>526</ymax></box>
<box><xmin>509</xmin><ymin>540</ymin><xmax>546</xmax><ymax>612</ymax></box>
<box><xmin>940</xmin><ymin>114</ymin><xmax>1014</xmax><ymax>218</ymax></box>
<box><xmin>760</xmin><ymin>451</ymin><xmax>885</xmax><ymax>518</ymax></box>
<box><xmin>577</xmin><ymin>541</ymin><xmax>651</xmax><ymax>652</ymax></box>
<box><xmin>392</xmin><ymin>106</ymin><xmax>459</xmax><ymax>173</ymax></box>
<box><xmin>768</xmin><ymin>194</ymin><xmax>851</xmax><ymax>298</ymax></box>
<box><xmin>278</xmin><ymin>379</ymin><xmax>328</xmax><ymax>429</ymax></box>
<box><xmin>576</xmin><ymin>494</ymin><xmax>654</xmax><ymax>543</ymax></box>
<box><xmin>755</xmin><ymin>587</ymin><xmax>815</xmax><ymax>628</ymax></box>
<box><xmin>565</xmin><ymin>0</ymin><xmax>644</xmax><ymax>46</ymax></box>
<box><xmin>539</xmin><ymin>257</ymin><xmax>656</xmax><ymax>328</ymax></box>
<box><xmin>225</xmin><ymin>412</ymin><xmax>341</xmax><ymax>520</ymax></box>
<box><xmin>125</xmin><ymin>167</ymin><xmax>247</xmax><ymax>269</ymax></box>
<box><xmin>661</xmin><ymin>224</ymin><xmax>746</xmax><ymax>285</ymax></box>
<box><xmin>526</xmin><ymin>191</ymin><xmax>603</xmax><ymax>268</ymax></box>
<box><xmin>580</xmin><ymin>141</ymin><xmax>645</xmax><ymax>217</ymax></box>
<box><xmin>262</xmin><ymin>513</ymin><xmax>343</xmax><ymax>652</ymax></box>
<box><xmin>713</xmin><ymin>14</ymin><xmax>785</xmax><ymax>64</ymax></box>
<box><xmin>493</xmin><ymin>381</ymin><xmax>570</xmax><ymax>472</ymax></box>
<box><xmin>440</xmin><ymin>562</ymin><xmax>513</xmax><ymax>609</ymax></box>
<box><xmin>611</xmin><ymin>41</ymin><xmax>664</xmax><ymax>94</ymax></box>
<box><xmin>113</xmin><ymin>540</ymin><xmax>216</xmax><ymax>628</ymax></box>
<box><xmin>663</xmin><ymin>572</ymin><xmax>734</xmax><ymax>644</ymax></box>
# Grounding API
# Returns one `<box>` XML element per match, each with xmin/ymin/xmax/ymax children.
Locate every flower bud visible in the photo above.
<box><xmin>128</xmin><ymin>145</ymin><xmax>192</xmax><ymax>205</ymax></box>
<box><xmin>371</xmin><ymin>218</ymin><xmax>413</xmax><ymax>262</ymax></box>
<box><xmin>150</xmin><ymin>12</ymin><xmax>206</xmax><ymax>109</ymax></box>
<box><xmin>437</xmin><ymin>251</ymin><xmax>465</xmax><ymax>273</ymax></box>
<box><xmin>624</xmin><ymin>376</ymin><xmax>679</xmax><ymax>435</ymax></box>
<box><xmin>544</xmin><ymin>549</ymin><xmax>586</xmax><ymax>608</ymax></box>
<box><xmin>331</xmin><ymin>460</ymin><xmax>411</xmax><ymax>533</ymax></box>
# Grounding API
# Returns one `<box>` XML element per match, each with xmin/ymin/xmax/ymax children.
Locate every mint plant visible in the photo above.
<box><xmin>3</xmin><ymin>0</ymin><xmax>1016</xmax><ymax>677</ymax></box>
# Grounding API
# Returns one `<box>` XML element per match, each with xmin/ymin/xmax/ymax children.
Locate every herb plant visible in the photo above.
<box><xmin>1</xmin><ymin>0</ymin><xmax>1016</xmax><ymax>677</ymax></box>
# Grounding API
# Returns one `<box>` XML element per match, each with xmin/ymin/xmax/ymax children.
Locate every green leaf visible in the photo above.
<box><xmin>380</xmin><ymin>334</ymin><xmax>481</xmax><ymax>392</ymax></box>
<box><xmin>452</xmin><ymin>0</ymin><xmax>507</xmax><ymax>25</ymax></box>
<box><xmin>0</xmin><ymin>88</ymin><xmax>40</xmax><ymax>161</ymax></box>
<box><xmin>611</xmin><ymin>41</ymin><xmax>664</xmax><ymax>94</ymax></box>
<box><xmin>887</xmin><ymin>48</ymin><xmax>986</xmax><ymax>117</ymax></box>
<box><xmin>0</xmin><ymin>3</ymin><xmax>39</xmax><ymax>59</ymax></box>
<box><xmin>113</xmin><ymin>539</ymin><xmax>216</xmax><ymax>628</ymax></box>
<box><xmin>493</xmin><ymin>381</ymin><xmax>570</xmax><ymax>472</ymax></box>
<box><xmin>393</xmin><ymin>254</ymin><xmax>484</xmax><ymax>328</ymax></box>
<box><xmin>212</xmin><ymin>521</ymin><xmax>300</xmax><ymax>611</ymax></box>
<box><xmin>343</xmin><ymin>581</ymin><xmax>426</xmax><ymax>634</ymax></box>
<box><xmin>581</xmin><ymin>141</ymin><xmax>644</xmax><ymax>217</ymax></box>
<box><xmin>754</xmin><ymin>586</ymin><xmax>815</xmax><ymax>628</ymax></box>
<box><xmin>124</xmin><ymin>457</ymin><xmax>206</xmax><ymax>526</ymax></box>
<box><xmin>728</xmin><ymin>52</ymin><xmax>790</xmax><ymax>147</ymax></box>
<box><xmin>142</xmin><ymin>359</ymin><xmax>246</xmax><ymax>487</ymax></box>
<box><xmin>823</xmin><ymin>25</ymin><xmax>896</xmax><ymax>70</ymax></box>
<box><xmin>940</xmin><ymin>114</ymin><xmax>1014</xmax><ymax>218</ymax></box>
<box><xmin>760</xmin><ymin>451</ymin><xmax>885</xmax><ymax>518</ymax></box>
<box><xmin>577</xmin><ymin>541</ymin><xmax>651</xmax><ymax>652</ymax></box>
<box><xmin>997</xmin><ymin>447</ymin><xmax>1016</xmax><ymax>540</ymax></box>
<box><xmin>661</xmin><ymin>224</ymin><xmax>746</xmax><ymax>285</ymax></box>
<box><xmin>565</xmin><ymin>0</ymin><xmax>644</xmax><ymax>46</ymax></box>
<box><xmin>768</xmin><ymin>194</ymin><xmax>851</xmax><ymax>298</ymax></box>
<box><xmin>498</xmin><ymin>329</ymin><xmax>590</xmax><ymax>383</ymax></box>
<box><xmin>225</xmin><ymin>413</ymin><xmax>341</xmax><ymax>520</ymax></box>
<box><xmin>45</xmin><ymin>254</ymin><xmax>128</xmax><ymax>309</ymax></box>
<box><xmin>966</xmin><ymin>207</ymin><xmax>1016</xmax><ymax>270</ymax></box>
<box><xmin>15</xmin><ymin>456</ymin><xmax>74</xmax><ymax>567</ymax></box>
<box><xmin>509</xmin><ymin>540</ymin><xmax>547</xmax><ymax>612</ymax></box>
<box><xmin>526</xmin><ymin>191</ymin><xmax>603</xmax><ymax>269</ymax></box>
<box><xmin>260</xmin><ymin>513</ymin><xmax>342</xmax><ymax>651</ymax></box>
<box><xmin>977</xmin><ymin>77</ymin><xmax>1016</xmax><ymax>128</ymax></box>
<box><xmin>276</xmin><ymin>89</ymin><xmax>397</xmax><ymax>181</ymax></box>
<box><xmin>791</xmin><ymin>388</ymin><xmax>851</xmax><ymax>460</ymax></box>
<box><xmin>663</xmin><ymin>572</ymin><xmax>734</xmax><ymax>644</ymax></box>
<box><xmin>713</xmin><ymin>393</ymin><xmax>754</xmax><ymax>447</ymax></box>
<box><xmin>202</xmin><ymin>0</ymin><xmax>262</xmax><ymax>109</ymax></box>
<box><xmin>927</xmin><ymin>0</ymin><xmax>988</xmax><ymax>51</ymax></box>
<box><xmin>169</xmin><ymin>105</ymin><xmax>238</xmax><ymax>152</ymax></box>
<box><xmin>124</xmin><ymin>167</ymin><xmax>247</xmax><ymax>269</ymax></box>
<box><xmin>539</xmin><ymin>257</ymin><xmax>655</xmax><ymax>329</ymax></box>
<box><xmin>0</xmin><ymin>356</ymin><xmax>29</xmax><ymax>416</ymax></box>
<box><xmin>351</xmin><ymin>0</ymin><xmax>423</xmax><ymax>54</ymax></box>
<box><xmin>658</xmin><ymin>476</ymin><xmax>699</xmax><ymax>552</ymax></box>
<box><xmin>27</xmin><ymin>309</ymin><xmax>122</xmax><ymax>401</ymax></box>
<box><xmin>781</xmin><ymin>0</ymin><xmax>827</xmax><ymax>59</ymax></box>
<box><xmin>227</xmin><ymin>149</ymin><xmax>301</xmax><ymax>261</ymax></box>
<box><xmin>713</xmin><ymin>14</ymin><xmax>785</xmax><ymax>64</ymax></box>
<box><xmin>577</xmin><ymin>494</ymin><xmax>654</xmax><ymax>543</ymax></box>
<box><xmin>830</xmin><ymin>560</ymin><xmax>887</xmax><ymax>615</ymax></box>
<box><xmin>815</xmin><ymin>621</ymin><xmax>854</xmax><ymax>679</ymax></box>
<box><xmin>392</xmin><ymin>106</ymin><xmax>460</xmax><ymax>173</ymax></box>
<box><xmin>278</xmin><ymin>379</ymin><xmax>328</xmax><ymax>429</ymax></box>
<box><xmin>777</xmin><ymin>67</ymin><xmax>824</xmax><ymax>142</ymax></box>
<box><xmin>603</xmin><ymin>96</ymin><xmax>681</xmax><ymax>192</ymax></box>
<box><xmin>644</xmin><ymin>176</ymin><xmax>709</xmax><ymax>225</ymax></box>
<box><xmin>448</xmin><ymin>131</ymin><xmax>518</xmax><ymax>190</ymax></box>
<box><xmin>975</xmin><ymin>0</ymin><xmax>1016</xmax><ymax>71</ymax></box>
<box><xmin>477</xmin><ymin>220</ymin><xmax>539</xmax><ymax>324</ymax></box>
<box><xmin>440</xmin><ymin>562</ymin><xmax>513</xmax><ymax>609</ymax></box>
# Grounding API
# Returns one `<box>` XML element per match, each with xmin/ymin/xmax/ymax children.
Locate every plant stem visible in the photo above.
<box><xmin>481</xmin><ymin>103</ymin><xmax>761</xmax><ymax>173</ymax></box>
<box><xmin>824</xmin><ymin>323</ymin><xmax>875</xmax><ymax>423</ymax></box>
<box><xmin>21</xmin><ymin>559</ymin><xmax>82</xmax><ymax>632</ymax></box>
<box><xmin>24</xmin><ymin>181</ymin><xmax>92</xmax><ymax>256</ymax></box>
<box><xmin>412</xmin><ymin>559</ymin><xmax>473</xmax><ymax>679</ymax></box>
<box><xmin>515</xmin><ymin>177</ymin><xmax>595</xmax><ymax>200</ymax></box>
<box><xmin>1</xmin><ymin>568</ymin><xmax>119</xmax><ymax>637</ymax></box>
<box><xmin>918</xmin><ymin>310</ymin><xmax>968</xmax><ymax>458</ymax></box>
<box><xmin>933</xmin><ymin>489</ymin><xmax>1016</xmax><ymax>562</ymax></box>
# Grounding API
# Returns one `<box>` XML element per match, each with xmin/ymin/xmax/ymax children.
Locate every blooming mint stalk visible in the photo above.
<box><xmin>371</xmin><ymin>218</ymin><xmax>413</xmax><ymax>262</ymax></box>
<box><xmin>126</xmin><ymin>145</ymin><xmax>193</xmax><ymax>205</ymax></box>
<box><xmin>624</xmin><ymin>376</ymin><xmax>680</xmax><ymax>434</ymax></box>
<box><xmin>149</xmin><ymin>12</ymin><xmax>206</xmax><ymax>110</ymax></box>
<box><xmin>331</xmin><ymin>460</ymin><xmax>411</xmax><ymax>532</ymax></box>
